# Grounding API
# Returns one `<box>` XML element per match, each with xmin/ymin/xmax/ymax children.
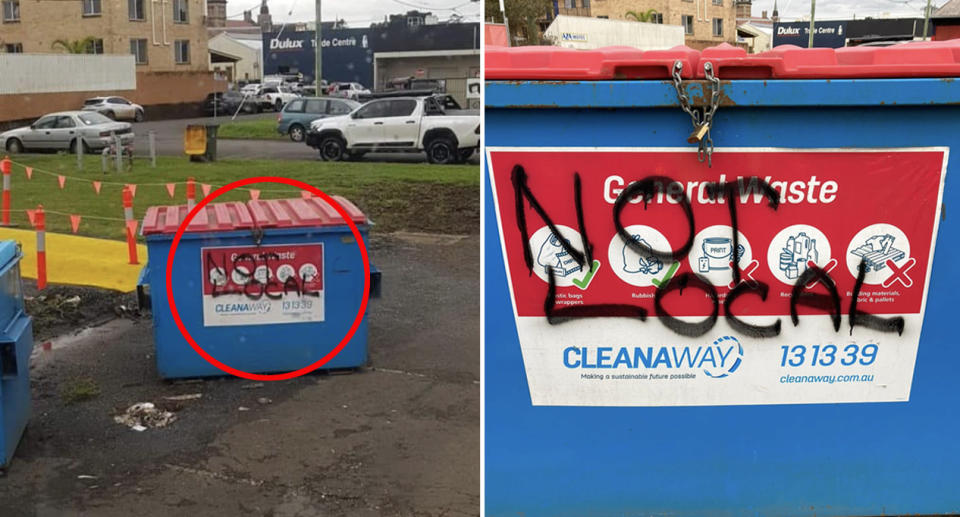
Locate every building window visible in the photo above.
<box><xmin>712</xmin><ymin>17</ymin><xmax>723</xmax><ymax>36</ymax></box>
<box><xmin>4</xmin><ymin>43</ymin><xmax>22</xmax><ymax>53</ymax></box>
<box><xmin>130</xmin><ymin>38</ymin><xmax>148</xmax><ymax>64</ymax></box>
<box><xmin>564</xmin><ymin>0</ymin><xmax>575</xmax><ymax>8</ymax></box>
<box><xmin>582</xmin><ymin>0</ymin><xmax>589</xmax><ymax>7</ymax></box>
<box><xmin>174</xmin><ymin>40</ymin><xmax>189</xmax><ymax>64</ymax></box>
<box><xmin>407</xmin><ymin>16</ymin><xmax>420</xmax><ymax>27</ymax></box>
<box><xmin>713</xmin><ymin>0</ymin><xmax>722</xmax><ymax>4</ymax></box>
<box><xmin>2</xmin><ymin>0</ymin><xmax>19</xmax><ymax>22</ymax></box>
<box><xmin>682</xmin><ymin>15</ymin><xmax>694</xmax><ymax>35</ymax></box>
<box><xmin>83</xmin><ymin>0</ymin><xmax>101</xmax><ymax>16</ymax></box>
<box><xmin>87</xmin><ymin>38</ymin><xmax>104</xmax><ymax>54</ymax></box>
<box><xmin>129</xmin><ymin>0</ymin><xmax>145</xmax><ymax>20</ymax></box>
<box><xmin>173</xmin><ymin>0</ymin><xmax>188</xmax><ymax>23</ymax></box>
<box><xmin>652</xmin><ymin>12</ymin><xmax>663</xmax><ymax>23</ymax></box>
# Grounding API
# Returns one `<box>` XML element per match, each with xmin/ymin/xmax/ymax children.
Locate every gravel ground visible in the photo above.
<box><xmin>0</xmin><ymin>233</ymin><xmax>479</xmax><ymax>516</ymax></box>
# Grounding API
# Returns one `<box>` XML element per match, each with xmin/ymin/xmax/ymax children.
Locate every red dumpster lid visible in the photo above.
<box><xmin>247</xmin><ymin>196</ymin><xmax>366</xmax><ymax>228</ymax></box>
<box><xmin>143</xmin><ymin>196</ymin><xmax>367</xmax><ymax>235</ymax></box>
<box><xmin>142</xmin><ymin>201</ymin><xmax>254</xmax><ymax>235</ymax></box>
<box><xmin>485</xmin><ymin>40</ymin><xmax>960</xmax><ymax>80</ymax></box>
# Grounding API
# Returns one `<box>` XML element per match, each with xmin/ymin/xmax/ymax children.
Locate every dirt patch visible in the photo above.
<box><xmin>353</xmin><ymin>182</ymin><xmax>479</xmax><ymax>235</ymax></box>
<box><xmin>24</xmin><ymin>281</ymin><xmax>138</xmax><ymax>341</ymax></box>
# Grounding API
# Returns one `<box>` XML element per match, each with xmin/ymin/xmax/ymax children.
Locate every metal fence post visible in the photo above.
<box><xmin>76</xmin><ymin>136</ymin><xmax>83</xmax><ymax>170</ymax></box>
<box><xmin>149</xmin><ymin>130</ymin><xmax>156</xmax><ymax>168</ymax></box>
<box><xmin>114</xmin><ymin>133</ymin><xmax>122</xmax><ymax>172</ymax></box>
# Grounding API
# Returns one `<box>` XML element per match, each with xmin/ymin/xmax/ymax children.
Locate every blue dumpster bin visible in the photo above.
<box><xmin>140</xmin><ymin>196</ymin><xmax>379</xmax><ymax>378</ymax></box>
<box><xmin>0</xmin><ymin>240</ymin><xmax>33</xmax><ymax>468</ymax></box>
<box><xmin>484</xmin><ymin>42</ymin><xmax>960</xmax><ymax>515</ymax></box>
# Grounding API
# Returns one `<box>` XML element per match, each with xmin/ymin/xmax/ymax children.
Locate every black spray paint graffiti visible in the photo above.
<box><xmin>511</xmin><ymin>164</ymin><xmax>905</xmax><ymax>338</ymax></box>
<box><xmin>205</xmin><ymin>251</ymin><xmax>321</xmax><ymax>301</ymax></box>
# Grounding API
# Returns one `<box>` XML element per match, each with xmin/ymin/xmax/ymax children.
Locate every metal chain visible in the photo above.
<box><xmin>702</xmin><ymin>61</ymin><xmax>722</xmax><ymax>167</ymax></box>
<box><xmin>671</xmin><ymin>60</ymin><xmax>722</xmax><ymax>168</ymax></box>
<box><xmin>672</xmin><ymin>60</ymin><xmax>701</xmax><ymax>129</ymax></box>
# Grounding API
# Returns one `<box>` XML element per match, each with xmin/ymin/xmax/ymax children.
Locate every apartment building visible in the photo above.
<box><xmin>0</xmin><ymin>0</ymin><xmax>209</xmax><ymax>71</ymax></box>
<box><xmin>0</xmin><ymin>0</ymin><xmax>222</xmax><ymax>122</ymax></box>
<box><xmin>557</xmin><ymin>0</ymin><xmax>738</xmax><ymax>49</ymax></box>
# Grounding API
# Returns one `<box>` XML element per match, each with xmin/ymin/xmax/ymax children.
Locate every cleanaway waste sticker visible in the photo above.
<box><xmin>201</xmin><ymin>243</ymin><xmax>325</xmax><ymax>326</ymax></box>
<box><xmin>486</xmin><ymin>147</ymin><xmax>948</xmax><ymax>406</ymax></box>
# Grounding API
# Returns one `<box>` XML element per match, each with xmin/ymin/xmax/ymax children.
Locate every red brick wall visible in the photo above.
<box><xmin>934</xmin><ymin>24</ymin><xmax>960</xmax><ymax>41</ymax></box>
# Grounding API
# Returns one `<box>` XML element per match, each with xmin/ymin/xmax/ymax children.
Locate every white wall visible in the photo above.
<box><xmin>0</xmin><ymin>54</ymin><xmax>136</xmax><ymax>95</ymax></box>
<box><xmin>544</xmin><ymin>15</ymin><xmax>685</xmax><ymax>50</ymax></box>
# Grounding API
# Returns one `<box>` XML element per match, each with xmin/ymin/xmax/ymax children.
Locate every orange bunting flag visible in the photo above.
<box><xmin>25</xmin><ymin>209</ymin><xmax>35</xmax><ymax>227</ymax></box>
<box><xmin>24</xmin><ymin>167</ymin><xmax>32</xmax><ymax>180</ymax></box>
<box><xmin>249</xmin><ymin>189</ymin><xmax>260</xmax><ymax>201</ymax></box>
<box><xmin>126</xmin><ymin>184</ymin><xmax>137</xmax><ymax>198</ymax></box>
<box><xmin>57</xmin><ymin>175</ymin><xmax>66</xmax><ymax>189</ymax></box>
<box><xmin>166</xmin><ymin>183</ymin><xmax>176</xmax><ymax>198</ymax></box>
<box><xmin>300</xmin><ymin>191</ymin><xmax>312</xmax><ymax>199</ymax></box>
<box><xmin>126</xmin><ymin>219</ymin><xmax>138</xmax><ymax>236</ymax></box>
<box><xmin>92</xmin><ymin>181</ymin><xmax>102</xmax><ymax>194</ymax></box>
<box><xmin>201</xmin><ymin>183</ymin><xmax>212</xmax><ymax>197</ymax></box>
<box><xmin>70</xmin><ymin>214</ymin><xmax>81</xmax><ymax>234</ymax></box>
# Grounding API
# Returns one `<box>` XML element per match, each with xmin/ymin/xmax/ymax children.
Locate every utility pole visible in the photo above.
<box><xmin>499</xmin><ymin>0</ymin><xmax>511</xmax><ymax>46</ymax></box>
<box><xmin>315</xmin><ymin>0</ymin><xmax>322</xmax><ymax>91</ymax></box>
<box><xmin>808</xmin><ymin>0</ymin><xmax>816</xmax><ymax>48</ymax></box>
<box><xmin>923</xmin><ymin>0</ymin><xmax>933</xmax><ymax>39</ymax></box>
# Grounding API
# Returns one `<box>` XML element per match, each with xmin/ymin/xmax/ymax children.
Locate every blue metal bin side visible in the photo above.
<box><xmin>484</xmin><ymin>45</ymin><xmax>960</xmax><ymax>516</ymax></box>
<box><xmin>142</xmin><ymin>198</ymin><xmax>374</xmax><ymax>378</ymax></box>
<box><xmin>0</xmin><ymin>241</ymin><xmax>33</xmax><ymax>468</ymax></box>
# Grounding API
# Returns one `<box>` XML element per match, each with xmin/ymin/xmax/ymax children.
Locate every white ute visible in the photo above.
<box><xmin>305</xmin><ymin>96</ymin><xmax>479</xmax><ymax>164</ymax></box>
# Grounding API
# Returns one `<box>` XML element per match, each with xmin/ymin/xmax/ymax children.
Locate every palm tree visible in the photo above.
<box><xmin>625</xmin><ymin>9</ymin><xmax>659</xmax><ymax>23</ymax></box>
<box><xmin>50</xmin><ymin>37</ymin><xmax>97</xmax><ymax>53</ymax></box>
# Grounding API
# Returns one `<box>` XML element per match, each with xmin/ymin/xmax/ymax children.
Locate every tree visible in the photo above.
<box><xmin>484</xmin><ymin>0</ymin><xmax>552</xmax><ymax>45</ymax></box>
<box><xmin>625</xmin><ymin>9</ymin><xmax>659</xmax><ymax>22</ymax></box>
<box><xmin>50</xmin><ymin>37</ymin><xmax>97</xmax><ymax>54</ymax></box>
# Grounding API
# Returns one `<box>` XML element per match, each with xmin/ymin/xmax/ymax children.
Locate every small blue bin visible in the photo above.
<box><xmin>0</xmin><ymin>240</ymin><xmax>33</xmax><ymax>468</ymax></box>
<box><xmin>141</xmin><ymin>197</ymin><xmax>378</xmax><ymax>378</ymax></box>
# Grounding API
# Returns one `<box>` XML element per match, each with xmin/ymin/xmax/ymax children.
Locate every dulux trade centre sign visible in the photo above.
<box><xmin>264</xmin><ymin>28</ymin><xmax>374</xmax><ymax>86</ymax></box>
<box><xmin>773</xmin><ymin>21</ymin><xmax>848</xmax><ymax>48</ymax></box>
<box><xmin>263</xmin><ymin>23</ymin><xmax>481</xmax><ymax>88</ymax></box>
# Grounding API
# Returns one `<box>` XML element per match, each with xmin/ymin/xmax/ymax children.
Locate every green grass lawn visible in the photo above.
<box><xmin>1</xmin><ymin>154</ymin><xmax>479</xmax><ymax>240</ymax></box>
<box><xmin>216</xmin><ymin>118</ymin><xmax>287</xmax><ymax>140</ymax></box>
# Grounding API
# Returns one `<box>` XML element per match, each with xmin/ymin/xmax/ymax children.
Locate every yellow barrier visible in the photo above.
<box><xmin>0</xmin><ymin>228</ymin><xmax>146</xmax><ymax>292</ymax></box>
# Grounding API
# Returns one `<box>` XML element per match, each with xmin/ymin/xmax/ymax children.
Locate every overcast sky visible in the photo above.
<box><xmin>224</xmin><ymin>0</ymin><xmax>483</xmax><ymax>27</ymax></box>
<box><xmin>749</xmin><ymin>0</ymin><xmax>938</xmax><ymax>21</ymax></box>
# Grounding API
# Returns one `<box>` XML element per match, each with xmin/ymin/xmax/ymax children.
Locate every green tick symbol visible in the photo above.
<box><xmin>651</xmin><ymin>261</ymin><xmax>680</xmax><ymax>288</ymax></box>
<box><xmin>572</xmin><ymin>260</ymin><xmax>601</xmax><ymax>290</ymax></box>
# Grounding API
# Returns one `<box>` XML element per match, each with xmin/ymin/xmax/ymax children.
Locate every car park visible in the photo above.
<box><xmin>277</xmin><ymin>97</ymin><xmax>360</xmax><ymax>142</ymax></box>
<box><xmin>0</xmin><ymin>111</ymin><xmax>134</xmax><ymax>153</ymax></box>
<box><xmin>81</xmin><ymin>96</ymin><xmax>144</xmax><ymax>122</ymax></box>
<box><xmin>305</xmin><ymin>95</ymin><xmax>479</xmax><ymax>164</ymax></box>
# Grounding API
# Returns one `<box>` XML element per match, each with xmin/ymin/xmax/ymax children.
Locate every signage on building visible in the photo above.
<box><xmin>773</xmin><ymin>21</ymin><xmax>848</xmax><ymax>48</ymax></box>
<box><xmin>560</xmin><ymin>32</ymin><xmax>588</xmax><ymax>42</ymax></box>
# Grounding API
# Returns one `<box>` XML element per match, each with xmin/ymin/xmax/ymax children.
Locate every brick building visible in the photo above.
<box><xmin>0</xmin><ymin>0</ymin><xmax>222</xmax><ymax>122</ymax></box>
<box><xmin>556</xmin><ymin>0</ymin><xmax>738</xmax><ymax>49</ymax></box>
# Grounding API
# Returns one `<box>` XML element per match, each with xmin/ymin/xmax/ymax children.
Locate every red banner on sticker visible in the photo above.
<box><xmin>200</xmin><ymin>243</ymin><xmax>324</xmax><ymax>297</ymax></box>
<box><xmin>489</xmin><ymin>149</ymin><xmax>945</xmax><ymax>318</ymax></box>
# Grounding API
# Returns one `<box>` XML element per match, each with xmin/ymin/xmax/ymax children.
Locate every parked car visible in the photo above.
<box><xmin>259</xmin><ymin>85</ymin><xmax>300</xmax><ymax>111</ymax></box>
<box><xmin>240</xmin><ymin>83</ymin><xmax>262</xmax><ymax>96</ymax></box>
<box><xmin>277</xmin><ymin>97</ymin><xmax>360</xmax><ymax>142</ymax></box>
<box><xmin>204</xmin><ymin>91</ymin><xmax>260</xmax><ymax>115</ymax></box>
<box><xmin>328</xmin><ymin>82</ymin><xmax>370</xmax><ymax>101</ymax></box>
<box><xmin>0</xmin><ymin>111</ymin><xmax>134</xmax><ymax>153</ymax></box>
<box><xmin>81</xmin><ymin>96</ymin><xmax>145</xmax><ymax>122</ymax></box>
<box><xmin>305</xmin><ymin>95</ymin><xmax>480</xmax><ymax>164</ymax></box>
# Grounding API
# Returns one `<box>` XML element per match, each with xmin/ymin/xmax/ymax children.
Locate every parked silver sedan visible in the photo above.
<box><xmin>0</xmin><ymin>111</ymin><xmax>134</xmax><ymax>153</ymax></box>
